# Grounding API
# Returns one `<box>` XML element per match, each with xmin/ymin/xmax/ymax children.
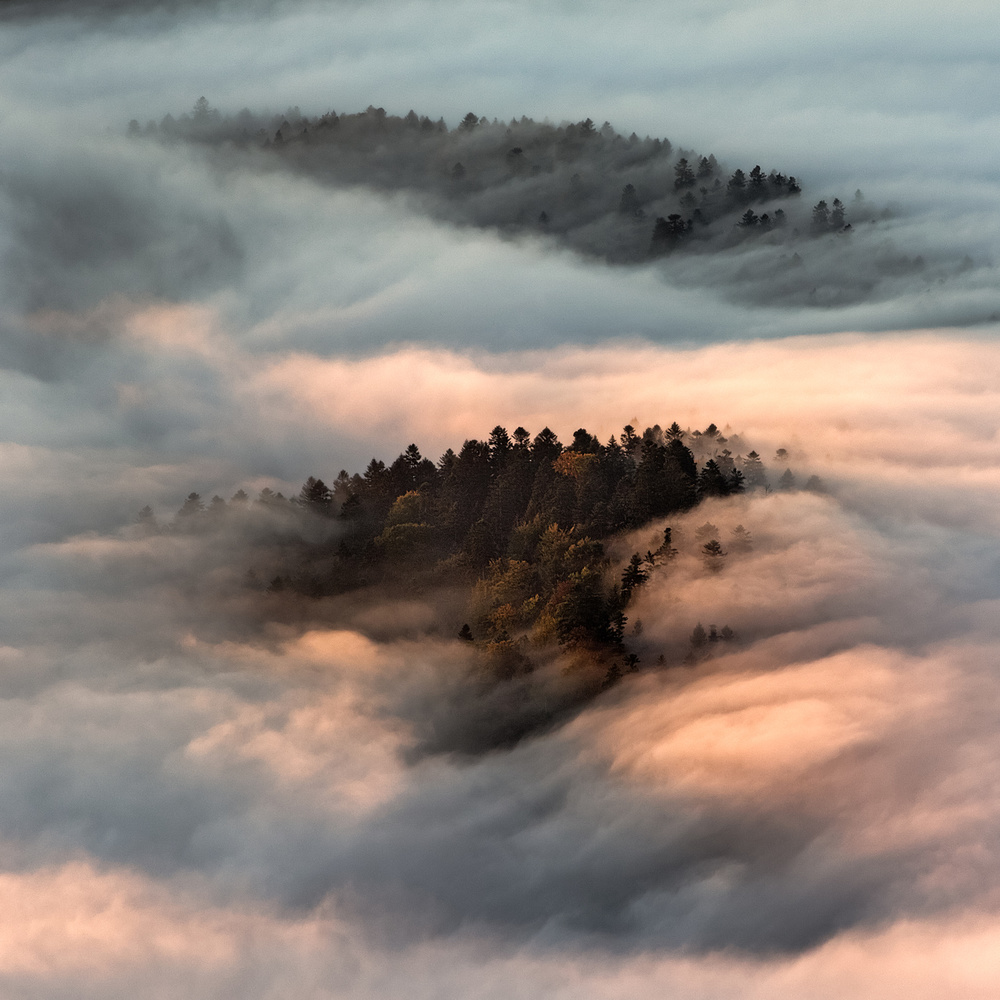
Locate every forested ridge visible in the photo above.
<box><xmin>142</xmin><ymin>421</ymin><xmax>816</xmax><ymax>750</ymax></box>
<box><xmin>131</xmin><ymin>99</ymin><xmax>862</xmax><ymax>267</ymax></box>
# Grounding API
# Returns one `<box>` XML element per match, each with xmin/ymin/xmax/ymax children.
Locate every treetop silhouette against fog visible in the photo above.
<box><xmin>138</xmin><ymin>420</ymin><xmax>818</xmax><ymax>752</ymax></box>
<box><xmin>117</xmin><ymin>97</ymin><xmax>995</xmax><ymax>315</ymax></box>
<box><xmin>132</xmin><ymin>98</ymin><xmax>869</xmax><ymax>271</ymax></box>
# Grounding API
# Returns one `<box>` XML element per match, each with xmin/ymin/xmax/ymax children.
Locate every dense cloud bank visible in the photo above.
<box><xmin>0</xmin><ymin>335</ymin><xmax>999</xmax><ymax>995</ymax></box>
<box><xmin>3</xmin><ymin>129</ymin><xmax>1000</xmax><ymax>396</ymax></box>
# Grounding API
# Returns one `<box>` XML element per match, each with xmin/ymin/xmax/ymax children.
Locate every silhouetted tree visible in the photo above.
<box><xmin>650</xmin><ymin>214</ymin><xmax>688</xmax><ymax>254</ymax></box>
<box><xmin>621</xmin><ymin>553</ymin><xmax>649</xmax><ymax>602</ymax></box>
<box><xmin>298</xmin><ymin>476</ymin><xmax>333</xmax><ymax>514</ymax></box>
<box><xmin>673</xmin><ymin>158</ymin><xmax>696</xmax><ymax>189</ymax></box>
<box><xmin>177</xmin><ymin>492</ymin><xmax>204</xmax><ymax>518</ymax></box>
<box><xmin>729</xmin><ymin>524</ymin><xmax>753</xmax><ymax>553</ymax></box>
<box><xmin>830</xmin><ymin>197</ymin><xmax>846</xmax><ymax>228</ymax></box>
<box><xmin>702</xmin><ymin>539</ymin><xmax>726</xmax><ymax>572</ymax></box>
<box><xmin>742</xmin><ymin>451</ymin><xmax>768</xmax><ymax>488</ymax></box>
<box><xmin>619</xmin><ymin>183</ymin><xmax>642</xmax><ymax>217</ymax></box>
<box><xmin>698</xmin><ymin>459</ymin><xmax>730</xmax><ymax>498</ymax></box>
<box><xmin>531</xmin><ymin>427</ymin><xmax>562</xmax><ymax>464</ymax></box>
<box><xmin>695</xmin><ymin>521</ymin><xmax>719</xmax><ymax>542</ymax></box>
<box><xmin>686</xmin><ymin>623</ymin><xmax>708</xmax><ymax>664</ymax></box>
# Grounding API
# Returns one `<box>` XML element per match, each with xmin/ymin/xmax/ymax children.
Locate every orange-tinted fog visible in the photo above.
<box><xmin>0</xmin><ymin>331</ymin><xmax>993</xmax><ymax>996</ymax></box>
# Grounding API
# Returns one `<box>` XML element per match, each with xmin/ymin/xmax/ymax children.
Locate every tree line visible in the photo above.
<box><xmin>129</xmin><ymin>99</ymin><xmax>860</xmax><ymax>265</ymax></box>
<box><xmin>142</xmin><ymin>422</ymin><xmax>817</xmax><ymax>696</ymax></box>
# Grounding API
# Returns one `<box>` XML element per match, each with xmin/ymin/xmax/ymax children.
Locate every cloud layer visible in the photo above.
<box><xmin>0</xmin><ymin>332</ymin><xmax>999</xmax><ymax>995</ymax></box>
<box><xmin>2</xmin><ymin>0</ymin><xmax>1000</xmax><ymax>994</ymax></box>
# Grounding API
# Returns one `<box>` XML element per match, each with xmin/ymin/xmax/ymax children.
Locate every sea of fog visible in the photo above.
<box><xmin>0</xmin><ymin>0</ymin><xmax>999</xmax><ymax>996</ymax></box>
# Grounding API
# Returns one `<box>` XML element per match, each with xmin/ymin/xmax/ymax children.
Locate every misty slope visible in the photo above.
<box><xmin>27</xmin><ymin>367</ymin><xmax>1000</xmax><ymax>965</ymax></box>
<box><xmin>133</xmin><ymin>100</ymin><xmax>984</xmax><ymax>313</ymax></box>
<box><xmin>143</xmin><ymin>420</ymin><xmax>810</xmax><ymax>755</ymax></box>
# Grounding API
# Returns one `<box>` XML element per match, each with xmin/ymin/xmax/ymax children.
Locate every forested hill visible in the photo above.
<box><xmin>143</xmin><ymin>422</ymin><xmax>816</xmax><ymax>753</ymax></box>
<box><xmin>131</xmin><ymin>100</ymin><xmax>862</xmax><ymax>267</ymax></box>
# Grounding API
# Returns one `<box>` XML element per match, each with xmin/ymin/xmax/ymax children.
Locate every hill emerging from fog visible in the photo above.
<box><xmin>142</xmin><ymin>420</ymin><xmax>817</xmax><ymax>756</ymax></box>
<box><xmin>128</xmin><ymin>99</ymin><xmax>985</xmax><ymax>313</ymax></box>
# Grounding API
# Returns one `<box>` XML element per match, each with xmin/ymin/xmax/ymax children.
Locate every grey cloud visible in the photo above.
<box><xmin>0</xmin><ymin>0</ymin><xmax>286</xmax><ymax>23</ymax></box>
<box><xmin>1</xmin><ymin>149</ymin><xmax>243</xmax><ymax>319</ymax></box>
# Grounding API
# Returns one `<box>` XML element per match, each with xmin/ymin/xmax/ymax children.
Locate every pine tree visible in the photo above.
<box><xmin>298</xmin><ymin>477</ymin><xmax>333</xmax><ymax>514</ymax></box>
<box><xmin>673</xmin><ymin>158</ymin><xmax>696</xmax><ymax>189</ymax></box>
<box><xmin>621</xmin><ymin>553</ymin><xmax>649</xmax><ymax>602</ymax></box>
<box><xmin>830</xmin><ymin>198</ymin><xmax>846</xmax><ymax>228</ymax></box>
<box><xmin>729</xmin><ymin>524</ymin><xmax>753</xmax><ymax>553</ymax></box>
<box><xmin>177</xmin><ymin>492</ymin><xmax>204</xmax><ymax>518</ymax></box>
<box><xmin>702</xmin><ymin>539</ymin><xmax>726</xmax><ymax>572</ymax></box>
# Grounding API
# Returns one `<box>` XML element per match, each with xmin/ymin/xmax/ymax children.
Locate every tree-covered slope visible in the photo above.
<box><xmin>143</xmin><ymin>421</ymin><xmax>814</xmax><ymax>753</ymax></box>
<box><xmin>134</xmin><ymin>100</ymin><xmax>866</xmax><ymax>268</ymax></box>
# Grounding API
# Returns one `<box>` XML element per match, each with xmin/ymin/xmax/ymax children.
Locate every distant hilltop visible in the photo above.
<box><xmin>131</xmin><ymin>99</ymin><xmax>859</xmax><ymax>266</ymax></box>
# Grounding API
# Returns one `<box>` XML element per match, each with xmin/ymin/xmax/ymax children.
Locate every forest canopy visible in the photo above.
<box><xmin>130</xmin><ymin>99</ymin><xmax>867</xmax><ymax>270</ymax></box>
<box><xmin>119</xmin><ymin>97</ymin><xmax>988</xmax><ymax>314</ymax></box>
<box><xmin>142</xmin><ymin>420</ymin><xmax>816</xmax><ymax>753</ymax></box>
